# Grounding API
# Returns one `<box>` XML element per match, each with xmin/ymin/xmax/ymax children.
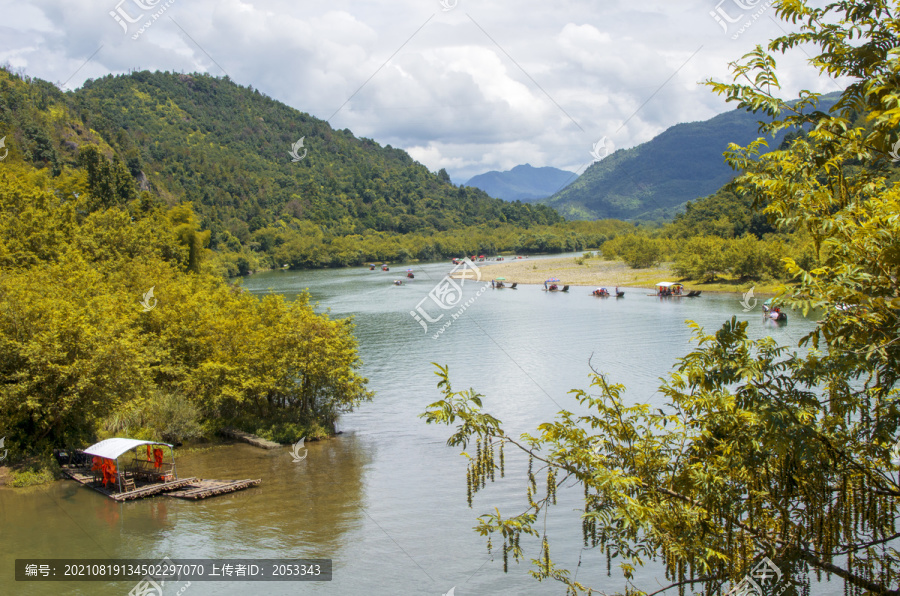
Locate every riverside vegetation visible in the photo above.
<box><xmin>0</xmin><ymin>159</ymin><xmax>372</xmax><ymax>485</ymax></box>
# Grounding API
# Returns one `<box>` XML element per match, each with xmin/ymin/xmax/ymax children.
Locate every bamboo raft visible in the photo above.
<box><xmin>221</xmin><ymin>427</ymin><xmax>282</xmax><ymax>449</ymax></box>
<box><xmin>165</xmin><ymin>478</ymin><xmax>262</xmax><ymax>500</ymax></box>
<box><xmin>62</xmin><ymin>468</ymin><xmax>201</xmax><ymax>502</ymax></box>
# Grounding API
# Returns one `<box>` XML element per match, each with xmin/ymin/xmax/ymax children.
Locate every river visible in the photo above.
<box><xmin>1</xmin><ymin>255</ymin><xmax>837</xmax><ymax>595</ymax></box>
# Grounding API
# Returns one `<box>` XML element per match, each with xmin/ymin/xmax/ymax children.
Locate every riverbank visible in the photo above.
<box><xmin>454</xmin><ymin>255</ymin><xmax>789</xmax><ymax>294</ymax></box>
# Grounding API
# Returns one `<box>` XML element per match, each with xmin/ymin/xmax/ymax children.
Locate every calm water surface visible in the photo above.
<box><xmin>1</xmin><ymin>256</ymin><xmax>837</xmax><ymax>595</ymax></box>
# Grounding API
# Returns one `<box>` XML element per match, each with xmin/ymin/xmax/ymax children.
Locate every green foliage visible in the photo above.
<box><xmin>145</xmin><ymin>392</ymin><xmax>203</xmax><ymax>444</ymax></box>
<box><xmin>77</xmin><ymin>145</ymin><xmax>136</xmax><ymax>209</ymax></box>
<box><xmin>0</xmin><ymin>158</ymin><xmax>371</xmax><ymax>452</ymax></box>
<box><xmin>68</xmin><ymin>70</ymin><xmax>562</xmax><ymax>246</ymax></box>
<box><xmin>424</xmin><ymin>2</ymin><xmax>900</xmax><ymax>594</ymax></box>
<box><xmin>600</xmin><ymin>234</ymin><xmax>669</xmax><ymax>268</ymax></box>
<box><xmin>672</xmin><ymin>188</ymin><xmax>777</xmax><ymax>238</ymax></box>
<box><xmin>8</xmin><ymin>464</ymin><xmax>58</xmax><ymax>488</ymax></box>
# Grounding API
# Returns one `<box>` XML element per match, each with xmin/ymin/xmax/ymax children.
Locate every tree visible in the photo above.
<box><xmin>423</xmin><ymin>2</ymin><xmax>900</xmax><ymax>594</ymax></box>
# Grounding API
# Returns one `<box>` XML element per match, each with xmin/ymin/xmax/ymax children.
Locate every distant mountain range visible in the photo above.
<box><xmin>464</xmin><ymin>164</ymin><xmax>576</xmax><ymax>202</ymax></box>
<box><xmin>542</xmin><ymin>92</ymin><xmax>842</xmax><ymax>220</ymax></box>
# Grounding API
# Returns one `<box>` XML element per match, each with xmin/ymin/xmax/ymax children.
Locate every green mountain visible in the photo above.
<box><xmin>544</xmin><ymin>93</ymin><xmax>841</xmax><ymax>221</ymax></box>
<box><xmin>0</xmin><ymin>69</ymin><xmax>561</xmax><ymax>258</ymax></box>
<box><xmin>464</xmin><ymin>164</ymin><xmax>576</xmax><ymax>202</ymax></box>
<box><xmin>73</xmin><ymin>72</ymin><xmax>561</xmax><ymax>232</ymax></box>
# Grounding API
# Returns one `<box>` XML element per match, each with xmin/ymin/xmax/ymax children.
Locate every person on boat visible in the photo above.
<box><xmin>544</xmin><ymin>281</ymin><xmax>548</xmax><ymax>290</ymax></box>
<box><xmin>491</xmin><ymin>279</ymin><xmax>495</xmax><ymax>288</ymax></box>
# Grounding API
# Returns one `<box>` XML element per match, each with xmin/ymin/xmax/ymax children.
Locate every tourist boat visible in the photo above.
<box><xmin>393</xmin><ymin>280</ymin><xmax>402</xmax><ymax>285</ymax></box>
<box><xmin>407</xmin><ymin>269</ymin><xmax>414</xmax><ymax>279</ymax></box>
<box><xmin>763</xmin><ymin>299</ymin><xmax>787</xmax><ymax>321</ymax></box>
<box><xmin>543</xmin><ymin>278</ymin><xmax>569</xmax><ymax>292</ymax></box>
<box><xmin>382</xmin><ymin>264</ymin><xmax>390</xmax><ymax>271</ymax></box>
<box><xmin>592</xmin><ymin>287</ymin><xmax>625</xmax><ymax>297</ymax></box>
<box><xmin>649</xmin><ymin>282</ymin><xmax>701</xmax><ymax>297</ymax></box>
<box><xmin>369</xmin><ymin>263</ymin><xmax>376</xmax><ymax>270</ymax></box>
<box><xmin>491</xmin><ymin>277</ymin><xmax>516</xmax><ymax>289</ymax></box>
<box><xmin>56</xmin><ymin>438</ymin><xmax>260</xmax><ymax>502</ymax></box>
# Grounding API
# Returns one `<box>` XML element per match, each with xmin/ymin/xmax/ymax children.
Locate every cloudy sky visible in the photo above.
<box><xmin>1</xmin><ymin>0</ymin><xmax>840</xmax><ymax>183</ymax></box>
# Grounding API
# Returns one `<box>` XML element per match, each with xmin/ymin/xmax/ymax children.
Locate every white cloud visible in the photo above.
<box><xmin>0</xmin><ymin>0</ymin><xmax>841</xmax><ymax>182</ymax></box>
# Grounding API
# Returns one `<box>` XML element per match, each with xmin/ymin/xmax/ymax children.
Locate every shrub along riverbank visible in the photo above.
<box><xmin>596</xmin><ymin>188</ymin><xmax>818</xmax><ymax>286</ymax></box>
<box><xmin>0</xmin><ymin>159</ymin><xmax>372</xmax><ymax>485</ymax></box>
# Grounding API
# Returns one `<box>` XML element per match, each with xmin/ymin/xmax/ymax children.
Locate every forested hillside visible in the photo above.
<box><xmin>0</xmin><ymin>67</ymin><xmax>583</xmax><ymax>275</ymax></box>
<box><xmin>543</xmin><ymin>93</ymin><xmax>841</xmax><ymax>220</ymax></box>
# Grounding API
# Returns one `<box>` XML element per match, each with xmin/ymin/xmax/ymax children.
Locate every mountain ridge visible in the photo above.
<box><xmin>464</xmin><ymin>163</ymin><xmax>576</xmax><ymax>202</ymax></box>
<box><xmin>542</xmin><ymin>92</ymin><xmax>842</xmax><ymax>220</ymax></box>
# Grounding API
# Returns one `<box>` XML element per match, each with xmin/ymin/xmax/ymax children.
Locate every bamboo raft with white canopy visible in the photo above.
<box><xmin>57</xmin><ymin>438</ymin><xmax>261</xmax><ymax>502</ymax></box>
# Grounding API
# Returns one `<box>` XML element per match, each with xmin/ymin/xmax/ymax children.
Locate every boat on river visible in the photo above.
<box><xmin>543</xmin><ymin>278</ymin><xmax>569</xmax><ymax>292</ymax></box>
<box><xmin>649</xmin><ymin>282</ymin><xmax>701</xmax><ymax>297</ymax></box>
<box><xmin>491</xmin><ymin>277</ymin><xmax>516</xmax><ymax>289</ymax></box>
<box><xmin>382</xmin><ymin>264</ymin><xmax>390</xmax><ymax>271</ymax></box>
<box><xmin>592</xmin><ymin>287</ymin><xmax>624</xmax><ymax>297</ymax></box>
<box><xmin>407</xmin><ymin>269</ymin><xmax>415</xmax><ymax>279</ymax></box>
<box><xmin>56</xmin><ymin>438</ymin><xmax>260</xmax><ymax>502</ymax></box>
<box><xmin>763</xmin><ymin>299</ymin><xmax>787</xmax><ymax>321</ymax></box>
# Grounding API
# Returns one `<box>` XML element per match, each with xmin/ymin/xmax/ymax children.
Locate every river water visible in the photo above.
<box><xmin>1</xmin><ymin>255</ymin><xmax>837</xmax><ymax>595</ymax></box>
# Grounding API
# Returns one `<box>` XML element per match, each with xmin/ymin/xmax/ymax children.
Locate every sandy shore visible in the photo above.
<box><xmin>451</xmin><ymin>256</ymin><xmax>673</xmax><ymax>288</ymax></box>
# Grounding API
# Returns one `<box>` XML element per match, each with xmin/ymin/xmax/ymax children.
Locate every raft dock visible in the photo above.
<box><xmin>62</xmin><ymin>468</ymin><xmax>201</xmax><ymax>501</ymax></box>
<box><xmin>62</xmin><ymin>467</ymin><xmax>261</xmax><ymax>502</ymax></box>
<box><xmin>165</xmin><ymin>478</ymin><xmax>262</xmax><ymax>500</ymax></box>
<box><xmin>57</xmin><ymin>438</ymin><xmax>262</xmax><ymax>502</ymax></box>
<box><xmin>221</xmin><ymin>427</ymin><xmax>282</xmax><ymax>449</ymax></box>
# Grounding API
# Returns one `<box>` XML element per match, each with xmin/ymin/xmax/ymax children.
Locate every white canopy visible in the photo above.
<box><xmin>83</xmin><ymin>438</ymin><xmax>172</xmax><ymax>460</ymax></box>
<box><xmin>655</xmin><ymin>282</ymin><xmax>682</xmax><ymax>287</ymax></box>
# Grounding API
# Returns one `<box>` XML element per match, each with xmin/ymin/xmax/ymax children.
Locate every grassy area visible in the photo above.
<box><xmin>1</xmin><ymin>458</ymin><xmax>61</xmax><ymax>488</ymax></box>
